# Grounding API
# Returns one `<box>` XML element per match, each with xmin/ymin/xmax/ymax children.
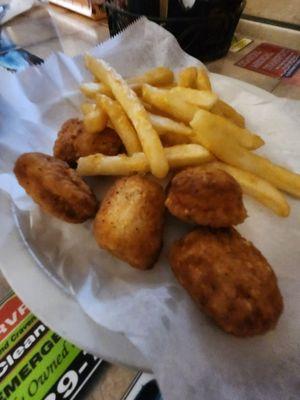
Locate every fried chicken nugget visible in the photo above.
<box><xmin>14</xmin><ymin>152</ymin><xmax>98</xmax><ymax>223</ymax></box>
<box><xmin>94</xmin><ymin>175</ymin><xmax>165</xmax><ymax>270</ymax></box>
<box><xmin>166</xmin><ymin>167</ymin><xmax>247</xmax><ymax>227</ymax></box>
<box><xmin>53</xmin><ymin>118</ymin><xmax>122</xmax><ymax>165</ymax></box>
<box><xmin>169</xmin><ymin>228</ymin><xmax>283</xmax><ymax>336</ymax></box>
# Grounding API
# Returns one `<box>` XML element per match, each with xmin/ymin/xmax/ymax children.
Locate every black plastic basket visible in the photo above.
<box><xmin>105</xmin><ymin>0</ymin><xmax>246</xmax><ymax>62</ymax></box>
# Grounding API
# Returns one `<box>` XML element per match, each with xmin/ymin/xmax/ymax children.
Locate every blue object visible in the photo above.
<box><xmin>0</xmin><ymin>22</ymin><xmax>43</xmax><ymax>71</ymax></box>
<box><xmin>0</xmin><ymin>48</ymin><xmax>43</xmax><ymax>71</ymax></box>
<box><xmin>0</xmin><ymin>28</ymin><xmax>16</xmax><ymax>53</ymax></box>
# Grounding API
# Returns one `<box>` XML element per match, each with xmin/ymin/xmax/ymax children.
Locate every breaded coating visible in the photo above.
<box><xmin>94</xmin><ymin>175</ymin><xmax>165</xmax><ymax>270</ymax></box>
<box><xmin>169</xmin><ymin>228</ymin><xmax>283</xmax><ymax>337</ymax></box>
<box><xmin>53</xmin><ymin>118</ymin><xmax>122</xmax><ymax>165</ymax></box>
<box><xmin>14</xmin><ymin>152</ymin><xmax>98</xmax><ymax>223</ymax></box>
<box><xmin>166</xmin><ymin>167</ymin><xmax>247</xmax><ymax>227</ymax></box>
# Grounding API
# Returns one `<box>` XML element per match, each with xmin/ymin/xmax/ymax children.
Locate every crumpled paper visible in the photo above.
<box><xmin>1</xmin><ymin>18</ymin><xmax>300</xmax><ymax>400</ymax></box>
<box><xmin>0</xmin><ymin>0</ymin><xmax>46</xmax><ymax>25</ymax></box>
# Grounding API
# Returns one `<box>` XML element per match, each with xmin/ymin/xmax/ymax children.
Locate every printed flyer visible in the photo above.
<box><xmin>0</xmin><ymin>291</ymin><xmax>103</xmax><ymax>400</ymax></box>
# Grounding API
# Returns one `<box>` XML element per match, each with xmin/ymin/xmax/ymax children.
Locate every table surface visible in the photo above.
<box><xmin>0</xmin><ymin>3</ymin><xmax>299</xmax><ymax>399</ymax></box>
<box><xmin>245</xmin><ymin>0</ymin><xmax>300</xmax><ymax>26</ymax></box>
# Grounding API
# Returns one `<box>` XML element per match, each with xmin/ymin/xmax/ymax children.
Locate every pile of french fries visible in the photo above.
<box><xmin>78</xmin><ymin>55</ymin><xmax>300</xmax><ymax>217</ymax></box>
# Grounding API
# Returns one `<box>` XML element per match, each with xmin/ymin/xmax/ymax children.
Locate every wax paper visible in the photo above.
<box><xmin>1</xmin><ymin>18</ymin><xmax>300</xmax><ymax>400</ymax></box>
<box><xmin>0</xmin><ymin>0</ymin><xmax>46</xmax><ymax>25</ymax></box>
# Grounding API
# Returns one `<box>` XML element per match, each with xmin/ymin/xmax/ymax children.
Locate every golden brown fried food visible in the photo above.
<box><xmin>94</xmin><ymin>175</ymin><xmax>165</xmax><ymax>270</ymax></box>
<box><xmin>53</xmin><ymin>118</ymin><xmax>122</xmax><ymax>165</ymax></box>
<box><xmin>169</xmin><ymin>228</ymin><xmax>283</xmax><ymax>337</ymax></box>
<box><xmin>14</xmin><ymin>152</ymin><xmax>98</xmax><ymax>223</ymax></box>
<box><xmin>166</xmin><ymin>167</ymin><xmax>247</xmax><ymax>227</ymax></box>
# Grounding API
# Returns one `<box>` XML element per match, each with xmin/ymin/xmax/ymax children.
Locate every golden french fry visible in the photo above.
<box><xmin>165</xmin><ymin>144</ymin><xmax>213</xmax><ymax>168</ymax></box>
<box><xmin>177</xmin><ymin>67</ymin><xmax>197</xmax><ymax>88</ymax></box>
<box><xmin>191</xmin><ymin>110</ymin><xmax>300</xmax><ymax>197</ymax></box>
<box><xmin>170</xmin><ymin>87</ymin><xmax>218</xmax><ymax>109</ymax></box>
<box><xmin>142</xmin><ymin>84</ymin><xmax>199</xmax><ymax>124</ymax></box>
<box><xmin>83</xmin><ymin>108</ymin><xmax>108</xmax><ymax>133</ymax></box>
<box><xmin>97</xmin><ymin>94</ymin><xmax>141</xmax><ymax>155</ymax></box>
<box><xmin>127</xmin><ymin>67</ymin><xmax>174</xmax><ymax>87</ymax></box>
<box><xmin>77</xmin><ymin>144</ymin><xmax>213</xmax><ymax>176</ymax></box>
<box><xmin>80</xmin><ymin>82</ymin><xmax>113</xmax><ymax>98</ymax></box>
<box><xmin>196</xmin><ymin>67</ymin><xmax>212</xmax><ymax>91</ymax></box>
<box><xmin>212</xmin><ymin>99</ymin><xmax>245</xmax><ymax>128</ymax></box>
<box><xmin>148</xmin><ymin>114</ymin><xmax>192</xmax><ymax>146</ymax></box>
<box><xmin>148</xmin><ymin>113</ymin><xmax>193</xmax><ymax>137</ymax></box>
<box><xmin>81</xmin><ymin>81</ymin><xmax>146</xmax><ymax>98</ymax></box>
<box><xmin>81</xmin><ymin>102</ymin><xmax>96</xmax><ymax>115</ymax></box>
<box><xmin>159</xmin><ymin>83</ymin><xmax>177</xmax><ymax>89</ymax></box>
<box><xmin>82</xmin><ymin>67</ymin><xmax>174</xmax><ymax>99</ymax></box>
<box><xmin>205</xmin><ymin>162</ymin><xmax>290</xmax><ymax>217</ymax></box>
<box><xmin>85</xmin><ymin>55</ymin><xmax>169</xmax><ymax>178</ymax></box>
<box><xmin>160</xmin><ymin>132</ymin><xmax>190</xmax><ymax>147</ymax></box>
<box><xmin>107</xmin><ymin>119</ymin><xmax>114</xmax><ymax>129</ymax></box>
<box><xmin>78</xmin><ymin>153</ymin><xmax>148</xmax><ymax>176</ymax></box>
<box><xmin>129</xmin><ymin>68</ymin><xmax>174</xmax><ymax>96</ymax></box>
<box><xmin>141</xmin><ymin>100</ymin><xmax>153</xmax><ymax>112</ymax></box>
<box><xmin>190</xmin><ymin>108</ymin><xmax>264</xmax><ymax>150</ymax></box>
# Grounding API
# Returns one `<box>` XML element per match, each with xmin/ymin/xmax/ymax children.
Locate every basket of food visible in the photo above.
<box><xmin>1</xmin><ymin>18</ymin><xmax>300</xmax><ymax>400</ymax></box>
